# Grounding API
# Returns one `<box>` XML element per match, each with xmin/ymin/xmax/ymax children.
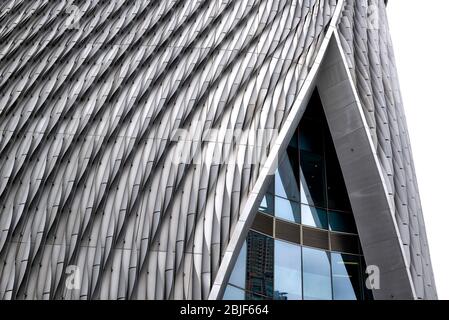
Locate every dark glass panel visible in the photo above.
<box><xmin>300</xmin><ymin>151</ymin><xmax>326</xmax><ymax>208</ymax></box>
<box><xmin>252</xmin><ymin>213</ymin><xmax>274</xmax><ymax>236</ymax></box>
<box><xmin>301</xmin><ymin>205</ymin><xmax>328</xmax><ymax>230</ymax></box>
<box><xmin>299</xmin><ymin>94</ymin><xmax>325</xmax><ymax>156</ymax></box>
<box><xmin>274</xmin><ymin>240</ymin><xmax>302</xmax><ymax>300</ymax></box>
<box><xmin>275</xmin><ymin>196</ymin><xmax>300</xmax><ymax>223</ymax></box>
<box><xmin>275</xmin><ymin>219</ymin><xmax>301</xmax><ymax>244</ymax></box>
<box><xmin>330</xmin><ymin>233</ymin><xmax>360</xmax><ymax>255</ymax></box>
<box><xmin>364</xmin><ymin>286</ymin><xmax>375</xmax><ymax>300</ymax></box>
<box><xmin>246</xmin><ymin>231</ymin><xmax>274</xmax><ymax>299</ymax></box>
<box><xmin>299</xmin><ymin>120</ymin><xmax>323</xmax><ymax>155</ymax></box>
<box><xmin>302</xmin><ymin>226</ymin><xmax>329</xmax><ymax>250</ymax></box>
<box><xmin>288</xmin><ymin>130</ymin><xmax>299</xmax><ymax>149</ymax></box>
<box><xmin>331</xmin><ymin>253</ymin><xmax>363</xmax><ymax>300</ymax></box>
<box><xmin>299</xmin><ymin>93</ymin><xmax>327</xmax><ymax>210</ymax></box>
<box><xmin>266</xmin><ymin>178</ymin><xmax>275</xmax><ymax>195</ymax></box>
<box><xmin>303</xmin><ymin>247</ymin><xmax>332</xmax><ymax>300</ymax></box>
<box><xmin>301</xmin><ymin>90</ymin><xmax>326</xmax><ymax>123</ymax></box>
<box><xmin>329</xmin><ymin>211</ymin><xmax>358</xmax><ymax>234</ymax></box>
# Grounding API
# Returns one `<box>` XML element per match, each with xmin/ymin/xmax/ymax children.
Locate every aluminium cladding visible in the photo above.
<box><xmin>0</xmin><ymin>0</ymin><xmax>436</xmax><ymax>300</ymax></box>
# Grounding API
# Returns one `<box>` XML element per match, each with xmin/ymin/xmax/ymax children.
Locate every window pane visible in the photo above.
<box><xmin>299</xmin><ymin>117</ymin><xmax>324</xmax><ymax>155</ymax></box>
<box><xmin>274</xmin><ymin>240</ymin><xmax>302</xmax><ymax>300</ymax></box>
<box><xmin>275</xmin><ymin>150</ymin><xmax>300</xmax><ymax>201</ymax></box>
<box><xmin>303</xmin><ymin>247</ymin><xmax>332</xmax><ymax>300</ymax></box>
<box><xmin>252</xmin><ymin>213</ymin><xmax>274</xmax><ymax>236</ymax></box>
<box><xmin>246</xmin><ymin>231</ymin><xmax>274</xmax><ymax>299</ymax></box>
<box><xmin>275</xmin><ymin>220</ymin><xmax>301</xmax><ymax>244</ymax></box>
<box><xmin>331</xmin><ymin>253</ymin><xmax>362</xmax><ymax>300</ymax></box>
<box><xmin>330</xmin><ymin>233</ymin><xmax>359</xmax><ymax>255</ymax></box>
<box><xmin>302</xmin><ymin>226</ymin><xmax>329</xmax><ymax>250</ymax></box>
<box><xmin>228</xmin><ymin>241</ymin><xmax>247</xmax><ymax>288</ymax></box>
<box><xmin>223</xmin><ymin>285</ymin><xmax>245</xmax><ymax>300</ymax></box>
<box><xmin>329</xmin><ymin>211</ymin><xmax>357</xmax><ymax>234</ymax></box>
<box><xmin>266</xmin><ymin>179</ymin><xmax>275</xmax><ymax>195</ymax></box>
<box><xmin>300</xmin><ymin>151</ymin><xmax>326</xmax><ymax>208</ymax></box>
<box><xmin>275</xmin><ymin>196</ymin><xmax>300</xmax><ymax>223</ymax></box>
<box><xmin>289</xmin><ymin>130</ymin><xmax>299</xmax><ymax>149</ymax></box>
<box><xmin>259</xmin><ymin>193</ymin><xmax>274</xmax><ymax>215</ymax></box>
<box><xmin>301</xmin><ymin>205</ymin><xmax>328</xmax><ymax>229</ymax></box>
<box><xmin>326</xmin><ymin>163</ymin><xmax>352</xmax><ymax>212</ymax></box>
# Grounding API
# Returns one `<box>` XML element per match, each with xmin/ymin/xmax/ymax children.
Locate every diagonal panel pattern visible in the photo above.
<box><xmin>0</xmin><ymin>0</ymin><xmax>337</xmax><ymax>299</ymax></box>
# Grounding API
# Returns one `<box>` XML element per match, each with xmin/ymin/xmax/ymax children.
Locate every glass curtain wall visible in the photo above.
<box><xmin>223</xmin><ymin>90</ymin><xmax>373</xmax><ymax>300</ymax></box>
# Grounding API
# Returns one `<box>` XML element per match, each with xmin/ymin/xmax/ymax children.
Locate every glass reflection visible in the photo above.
<box><xmin>274</xmin><ymin>240</ymin><xmax>302</xmax><ymax>300</ymax></box>
<box><xmin>275</xmin><ymin>196</ymin><xmax>300</xmax><ymax>224</ymax></box>
<box><xmin>246</xmin><ymin>231</ymin><xmax>274</xmax><ymax>299</ymax></box>
<box><xmin>275</xmin><ymin>150</ymin><xmax>300</xmax><ymax>201</ymax></box>
<box><xmin>300</xmin><ymin>152</ymin><xmax>326</xmax><ymax>208</ymax></box>
<box><xmin>246</xmin><ymin>292</ymin><xmax>268</xmax><ymax>300</ymax></box>
<box><xmin>231</xmin><ymin>89</ymin><xmax>373</xmax><ymax>301</ymax></box>
<box><xmin>228</xmin><ymin>241</ymin><xmax>247</xmax><ymax>288</ymax></box>
<box><xmin>331</xmin><ymin>253</ymin><xmax>362</xmax><ymax>300</ymax></box>
<box><xmin>301</xmin><ymin>205</ymin><xmax>328</xmax><ymax>229</ymax></box>
<box><xmin>259</xmin><ymin>194</ymin><xmax>274</xmax><ymax>216</ymax></box>
<box><xmin>329</xmin><ymin>211</ymin><xmax>357</xmax><ymax>234</ymax></box>
<box><xmin>223</xmin><ymin>285</ymin><xmax>245</xmax><ymax>300</ymax></box>
<box><xmin>303</xmin><ymin>247</ymin><xmax>332</xmax><ymax>300</ymax></box>
<box><xmin>299</xmin><ymin>115</ymin><xmax>324</xmax><ymax>155</ymax></box>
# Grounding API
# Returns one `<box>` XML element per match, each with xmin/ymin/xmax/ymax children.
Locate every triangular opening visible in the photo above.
<box><xmin>223</xmin><ymin>89</ymin><xmax>373</xmax><ymax>300</ymax></box>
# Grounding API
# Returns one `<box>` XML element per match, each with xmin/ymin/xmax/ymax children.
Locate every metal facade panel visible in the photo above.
<box><xmin>317</xmin><ymin>34</ymin><xmax>416</xmax><ymax>299</ymax></box>
<box><xmin>0</xmin><ymin>0</ymin><xmax>337</xmax><ymax>300</ymax></box>
<box><xmin>0</xmin><ymin>0</ymin><xmax>436</xmax><ymax>300</ymax></box>
<box><xmin>337</xmin><ymin>0</ymin><xmax>437</xmax><ymax>299</ymax></box>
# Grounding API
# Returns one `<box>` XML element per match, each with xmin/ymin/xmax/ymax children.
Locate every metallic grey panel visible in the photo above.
<box><xmin>317</xmin><ymin>35</ymin><xmax>415</xmax><ymax>299</ymax></box>
<box><xmin>337</xmin><ymin>0</ymin><xmax>437</xmax><ymax>299</ymax></box>
<box><xmin>0</xmin><ymin>0</ymin><xmax>338</xmax><ymax>300</ymax></box>
<box><xmin>0</xmin><ymin>0</ymin><xmax>436</xmax><ymax>300</ymax></box>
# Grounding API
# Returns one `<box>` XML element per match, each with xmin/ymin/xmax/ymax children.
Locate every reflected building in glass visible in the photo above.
<box><xmin>224</xmin><ymin>91</ymin><xmax>373</xmax><ymax>300</ymax></box>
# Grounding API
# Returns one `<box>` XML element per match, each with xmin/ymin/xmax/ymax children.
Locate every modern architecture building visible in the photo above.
<box><xmin>0</xmin><ymin>0</ymin><xmax>437</xmax><ymax>300</ymax></box>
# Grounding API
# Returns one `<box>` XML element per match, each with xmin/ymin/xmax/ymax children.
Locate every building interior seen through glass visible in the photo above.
<box><xmin>223</xmin><ymin>90</ymin><xmax>374</xmax><ymax>300</ymax></box>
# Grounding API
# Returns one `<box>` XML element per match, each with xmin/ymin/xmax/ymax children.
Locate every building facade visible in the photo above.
<box><xmin>0</xmin><ymin>0</ymin><xmax>437</xmax><ymax>300</ymax></box>
<box><xmin>223</xmin><ymin>90</ymin><xmax>375</xmax><ymax>300</ymax></box>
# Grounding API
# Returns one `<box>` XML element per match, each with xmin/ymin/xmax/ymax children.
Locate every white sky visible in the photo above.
<box><xmin>387</xmin><ymin>0</ymin><xmax>449</xmax><ymax>300</ymax></box>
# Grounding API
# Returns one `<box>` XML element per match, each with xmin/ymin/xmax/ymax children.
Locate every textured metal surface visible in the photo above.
<box><xmin>317</xmin><ymin>34</ymin><xmax>416</xmax><ymax>300</ymax></box>
<box><xmin>0</xmin><ymin>0</ymin><xmax>436</xmax><ymax>300</ymax></box>
<box><xmin>0</xmin><ymin>0</ymin><xmax>337</xmax><ymax>300</ymax></box>
<box><xmin>337</xmin><ymin>0</ymin><xmax>437</xmax><ymax>300</ymax></box>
